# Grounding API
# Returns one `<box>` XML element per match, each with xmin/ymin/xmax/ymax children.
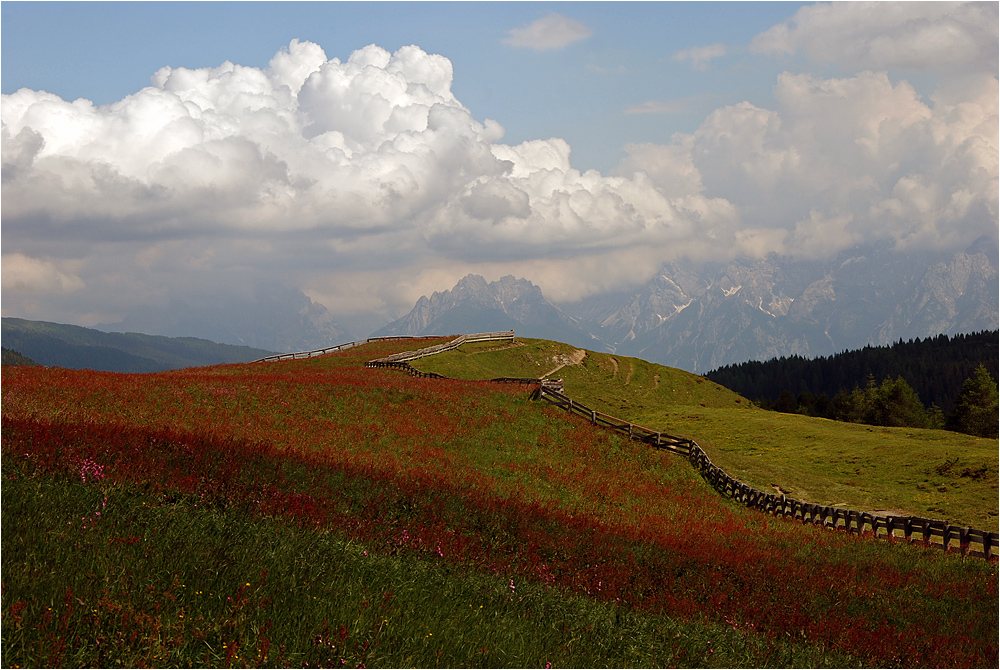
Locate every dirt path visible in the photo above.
<box><xmin>542</xmin><ymin>349</ymin><xmax>586</xmax><ymax>378</ymax></box>
<box><xmin>868</xmin><ymin>508</ymin><xmax>912</xmax><ymax>518</ymax></box>
<box><xmin>609</xmin><ymin>357</ymin><xmax>619</xmax><ymax>377</ymax></box>
<box><xmin>466</xmin><ymin>341</ymin><xmax>525</xmax><ymax>356</ymax></box>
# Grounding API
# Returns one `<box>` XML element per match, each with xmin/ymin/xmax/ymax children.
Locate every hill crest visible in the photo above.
<box><xmin>1</xmin><ymin>317</ymin><xmax>278</xmax><ymax>372</ymax></box>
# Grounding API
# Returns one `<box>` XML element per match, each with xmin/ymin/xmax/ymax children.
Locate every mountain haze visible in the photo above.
<box><xmin>1</xmin><ymin>318</ymin><xmax>278</xmax><ymax>373</ymax></box>
<box><xmin>98</xmin><ymin>284</ymin><xmax>348</xmax><ymax>354</ymax></box>
<box><xmin>373</xmin><ymin>275</ymin><xmax>596</xmax><ymax>345</ymax></box>
<box><xmin>385</xmin><ymin>243</ymin><xmax>998</xmax><ymax>372</ymax></box>
<box><xmin>573</xmin><ymin>244</ymin><xmax>997</xmax><ymax>372</ymax></box>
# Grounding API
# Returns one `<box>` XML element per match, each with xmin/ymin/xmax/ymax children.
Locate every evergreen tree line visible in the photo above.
<box><xmin>762</xmin><ymin>366</ymin><xmax>997</xmax><ymax>438</ymax></box>
<box><xmin>705</xmin><ymin>331</ymin><xmax>998</xmax><ymax>438</ymax></box>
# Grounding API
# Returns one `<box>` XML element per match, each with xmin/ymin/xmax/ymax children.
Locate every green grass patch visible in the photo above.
<box><xmin>3</xmin><ymin>339</ymin><xmax>997</xmax><ymax>668</ymax></box>
<box><xmin>418</xmin><ymin>340</ymin><xmax>1000</xmax><ymax>530</ymax></box>
<box><xmin>5</xmin><ymin>468</ymin><xmax>872</xmax><ymax>669</ymax></box>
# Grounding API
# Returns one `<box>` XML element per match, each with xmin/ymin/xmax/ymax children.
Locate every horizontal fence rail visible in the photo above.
<box><xmin>367</xmin><ymin>331</ymin><xmax>515</xmax><ymax>364</ymax></box>
<box><xmin>273</xmin><ymin>329</ymin><xmax>997</xmax><ymax>561</ymax></box>
<box><xmin>536</xmin><ymin>387</ymin><xmax>693</xmax><ymax>455</ymax></box>
<box><xmin>254</xmin><ymin>332</ymin><xmax>515</xmax><ymax>363</ymax></box>
<box><xmin>253</xmin><ymin>335</ymin><xmax>436</xmax><ymax>363</ymax></box>
<box><xmin>536</xmin><ymin>385</ymin><xmax>998</xmax><ymax>561</ymax></box>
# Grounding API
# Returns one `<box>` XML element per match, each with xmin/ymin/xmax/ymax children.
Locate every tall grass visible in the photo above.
<box><xmin>2</xmin><ymin>340</ymin><xmax>997</xmax><ymax>667</ymax></box>
<box><xmin>4</xmin><ymin>463</ymin><xmax>874</xmax><ymax>668</ymax></box>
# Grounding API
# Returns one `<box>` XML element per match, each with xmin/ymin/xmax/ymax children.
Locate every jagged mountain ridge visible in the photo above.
<box><xmin>373</xmin><ymin>274</ymin><xmax>595</xmax><ymax>345</ymax></box>
<box><xmin>381</xmin><ymin>243</ymin><xmax>998</xmax><ymax>373</ymax></box>
<box><xmin>571</xmin><ymin>244</ymin><xmax>997</xmax><ymax>372</ymax></box>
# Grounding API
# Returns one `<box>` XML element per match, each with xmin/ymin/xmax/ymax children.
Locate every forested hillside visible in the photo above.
<box><xmin>706</xmin><ymin>331</ymin><xmax>997</xmax><ymax>414</ymax></box>
<box><xmin>1</xmin><ymin>318</ymin><xmax>277</xmax><ymax>372</ymax></box>
<box><xmin>1</xmin><ymin>348</ymin><xmax>38</xmax><ymax>367</ymax></box>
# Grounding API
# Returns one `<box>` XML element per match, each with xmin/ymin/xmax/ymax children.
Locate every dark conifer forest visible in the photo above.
<box><xmin>705</xmin><ymin>331</ymin><xmax>998</xmax><ymax>435</ymax></box>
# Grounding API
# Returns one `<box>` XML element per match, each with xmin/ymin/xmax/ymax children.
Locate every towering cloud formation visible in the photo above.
<box><xmin>619</xmin><ymin>71</ymin><xmax>998</xmax><ymax>258</ymax></box>
<box><xmin>0</xmin><ymin>40</ymin><xmax>719</xmax><ymax>318</ymax></box>
<box><xmin>1</xmin><ymin>34</ymin><xmax>997</xmax><ymax>329</ymax></box>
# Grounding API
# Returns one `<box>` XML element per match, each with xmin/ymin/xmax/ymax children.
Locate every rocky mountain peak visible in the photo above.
<box><xmin>562</xmin><ymin>244</ymin><xmax>998</xmax><ymax>372</ymax></box>
<box><xmin>448</xmin><ymin>274</ymin><xmax>492</xmax><ymax>302</ymax></box>
<box><xmin>373</xmin><ymin>244</ymin><xmax>996</xmax><ymax>373</ymax></box>
<box><xmin>373</xmin><ymin>274</ymin><xmax>586</xmax><ymax>343</ymax></box>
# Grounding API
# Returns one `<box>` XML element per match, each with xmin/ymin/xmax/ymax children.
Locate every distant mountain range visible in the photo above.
<box><xmin>97</xmin><ymin>283</ymin><xmax>349</xmax><ymax>354</ymax></box>
<box><xmin>373</xmin><ymin>274</ymin><xmax>594</xmax><ymax>346</ymax></box>
<box><xmin>378</xmin><ymin>240</ymin><xmax>998</xmax><ymax>373</ymax></box>
<box><xmin>1</xmin><ymin>318</ymin><xmax>277</xmax><ymax>373</ymax></box>
<box><xmin>7</xmin><ymin>240</ymin><xmax>996</xmax><ymax>374</ymax></box>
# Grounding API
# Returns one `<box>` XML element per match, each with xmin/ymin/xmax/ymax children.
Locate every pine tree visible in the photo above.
<box><xmin>950</xmin><ymin>365</ymin><xmax>999</xmax><ymax>438</ymax></box>
<box><xmin>867</xmin><ymin>376</ymin><xmax>929</xmax><ymax>428</ymax></box>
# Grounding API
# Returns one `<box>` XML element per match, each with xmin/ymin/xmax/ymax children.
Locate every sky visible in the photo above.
<box><xmin>2</xmin><ymin>1</ymin><xmax>998</xmax><ymax>335</ymax></box>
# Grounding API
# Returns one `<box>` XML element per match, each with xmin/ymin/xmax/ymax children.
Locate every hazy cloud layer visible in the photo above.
<box><xmin>673</xmin><ymin>43</ymin><xmax>728</xmax><ymax>71</ymax></box>
<box><xmin>751</xmin><ymin>1</ymin><xmax>999</xmax><ymax>72</ymax></box>
<box><xmin>617</xmin><ymin>71</ymin><xmax>998</xmax><ymax>258</ymax></box>
<box><xmin>503</xmin><ymin>13</ymin><xmax>593</xmax><ymax>50</ymax></box>
<box><xmin>2</xmin><ymin>26</ymin><xmax>997</xmax><ymax>328</ymax></box>
<box><xmin>624</xmin><ymin>94</ymin><xmax>718</xmax><ymax>116</ymax></box>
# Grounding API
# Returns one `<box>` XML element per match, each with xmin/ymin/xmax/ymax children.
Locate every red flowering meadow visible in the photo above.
<box><xmin>3</xmin><ymin>339</ymin><xmax>997</xmax><ymax>667</ymax></box>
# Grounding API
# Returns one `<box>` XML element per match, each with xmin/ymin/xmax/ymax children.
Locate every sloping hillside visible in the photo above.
<box><xmin>1</xmin><ymin>348</ymin><xmax>38</xmax><ymax>366</ymax></box>
<box><xmin>415</xmin><ymin>338</ymin><xmax>999</xmax><ymax>530</ymax></box>
<box><xmin>2</xmin><ymin>337</ymin><xmax>997</xmax><ymax>667</ymax></box>
<box><xmin>1</xmin><ymin>317</ymin><xmax>277</xmax><ymax>372</ymax></box>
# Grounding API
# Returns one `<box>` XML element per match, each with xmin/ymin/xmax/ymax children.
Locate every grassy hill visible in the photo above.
<box><xmin>2</xmin><ymin>337</ymin><xmax>997</xmax><ymax>667</ymax></box>
<box><xmin>415</xmin><ymin>338</ymin><xmax>999</xmax><ymax>531</ymax></box>
<box><xmin>1</xmin><ymin>317</ymin><xmax>277</xmax><ymax>372</ymax></box>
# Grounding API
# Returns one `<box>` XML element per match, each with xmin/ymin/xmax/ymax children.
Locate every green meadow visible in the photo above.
<box><xmin>416</xmin><ymin>338</ymin><xmax>1000</xmax><ymax>531</ymax></box>
<box><xmin>3</xmin><ymin>337</ymin><xmax>997</xmax><ymax>668</ymax></box>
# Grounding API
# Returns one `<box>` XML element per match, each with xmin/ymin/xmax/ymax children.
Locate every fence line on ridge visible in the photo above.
<box><xmin>259</xmin><ymin>329</ymin><xmax>998</xmax><ymax>561</ymax></box>
<box><xmin>368</xmin><ymin>331</ymin><xmax>515</xmax><ymax>365</ymax></box>
<box><xmin>253</xmin><ymin>331</ymin><xmax>515</xmax><ymax>363</ymax></box>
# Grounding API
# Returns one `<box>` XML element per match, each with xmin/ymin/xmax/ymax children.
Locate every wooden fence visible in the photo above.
<box><xmin>261</xmin><ymin>330</ymin><xmax>998</xmax><ymax>561</ymax></box>
<box><xmin>253</xmin><ymin>331</ymin><xmax>514</xmax><ymax>363</ymax></box>
<box><xmin>535</xmin><ymin>386</ymin><xmax>696</xmax><ymax>454</ymax></box>
<box><xmin>254</xmin><ymin>335</ymin><xmax>426</xmax><ymax>362</ymax></box>
<box><xmin>368</xmin><ymin>331</ymin><xmax>515</xmax><ymax>364</ymax></box>
<box><xmin>536</xmin><ymin>384</ymin><xmax>999</xmax><ymax>561</ymax></box>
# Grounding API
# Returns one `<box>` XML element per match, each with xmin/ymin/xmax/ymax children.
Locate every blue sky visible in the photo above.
<box><xmin>2</xmin><ymin>2</ymin><xmax>997</xmax><ymax>337</ymax></box>
<box><xmin>3</xmin><ymin>1</ymin><xmax>811</xmax><ymax>172</ymax></box>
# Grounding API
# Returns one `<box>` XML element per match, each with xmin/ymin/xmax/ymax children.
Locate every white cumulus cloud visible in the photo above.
<box><xmin>0</xmin><ymin>40</ymin><xmax>706</xmax><ymax>322</ymax></box>
<box><xmin>2</xmin><ymin>35</ymin><xmax>996</xmax><ymax>331</ymax></box>
<box><xmin>616</xmin><ymin>70</ymin><xmax>999</xmax><ymax>258</ymax></box>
